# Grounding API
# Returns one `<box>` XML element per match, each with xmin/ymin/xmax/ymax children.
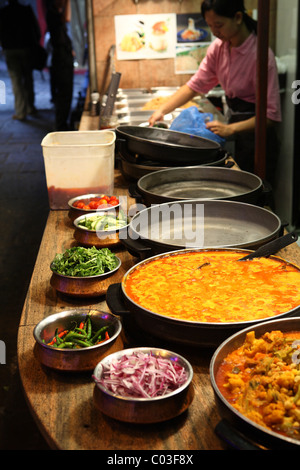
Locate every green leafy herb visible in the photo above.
<box><xmin>51</xmin><ymin>246</ymin><xmax>119</xmax><ymax>277</ymax></box>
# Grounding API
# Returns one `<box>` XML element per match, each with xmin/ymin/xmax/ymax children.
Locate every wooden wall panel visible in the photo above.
<box><xmin>93</xmin><ymin>0</ymin><xmax>202</xmax><ymax>92</ymax></box>
<box><xmin>93</xmin><ymin>0</ymin><xmax>277</xmax><ymax>93</ymax></box>
<box><xmin>245</xmin><ymin>0</ymin><xmax>277</xmax><ymax>50</ymax></box>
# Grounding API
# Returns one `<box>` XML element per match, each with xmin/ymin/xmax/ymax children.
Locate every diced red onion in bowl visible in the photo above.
<box><xmin>93</xmin><ymin>351</ymin><xmax>189</xmax><ymax>398</ymax></box>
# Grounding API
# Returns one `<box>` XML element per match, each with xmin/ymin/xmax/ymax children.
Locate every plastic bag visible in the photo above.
<box><xmin>170</xmin><ymin>106</ymin><xmax>225</xmax><ymax>145</ymax></box>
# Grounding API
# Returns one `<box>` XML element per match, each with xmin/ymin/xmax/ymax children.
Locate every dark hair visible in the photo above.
<box><xmin>201</xmin><ymin>0</ymin><xmax>257</xmax><ymax>34</ymax></box>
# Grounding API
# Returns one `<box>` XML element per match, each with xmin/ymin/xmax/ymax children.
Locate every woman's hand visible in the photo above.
<box><xmin>206</xmin><ymin>120</ymin><xmax>235</xmax><ymax>138</ymax></box>
<box><xmin>148</xmin><ymin>109</ymin><xmax>164</xmax><ymax>127</ymax></box>
<box><xmin>148</xmin><ymin>85</ymin><xmax>198</xmax><ymax>127</ymax></box>
<box><xmin>206</xmin><ymin>116</ymin><xmax>258</xmax><ymax>137</ymax></box>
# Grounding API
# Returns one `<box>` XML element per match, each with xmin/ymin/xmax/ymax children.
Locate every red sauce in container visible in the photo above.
<box><xmin>47</xmin><ymin>185</ymin><xmax>113</xmax><ymax>210</ymax></box>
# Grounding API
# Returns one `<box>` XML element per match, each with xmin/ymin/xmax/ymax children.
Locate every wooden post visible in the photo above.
<box><xmin>255</xmin><ymin>0</ymin><xmax>270</xmax><ymax>179</ymax></box>
<box><xmin>85</xmin><ymin>0</ymin><xmax>98</xmax><ymax>96</ymax></box>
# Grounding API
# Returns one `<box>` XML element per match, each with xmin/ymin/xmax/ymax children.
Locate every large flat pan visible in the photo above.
<box><xmin>115</xmin><ymin>125</ymin><xmax>222</xmax><ymax>165</ymax></box>
<box><xmin>105</xmin><ymin>250</ymin><xmax>300</xmax><ymax>350</ymax></box>
<box><xmin>210</xmin><ymin>317</ymin><xmax>300</xmax><ymax>449</ymax></box>
<box><xmin>122</xmin><ymin>200</ymin><xmax>282</xmax><ymax>259</ymax></box>
<box><xmin>136</xmin><ymin>166</ymin><xmax>263</xmax><ymax>206</ymax></box>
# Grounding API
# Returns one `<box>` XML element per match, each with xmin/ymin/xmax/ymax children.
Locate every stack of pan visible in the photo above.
<box><xmin>115</xmin><ymin>125</ymin><xmax>228</xmax><ymax>181</ymax></box>
<box><xmin>122</xmin><ymin>159</ymin><xmax>280</xmax><ymax>261</ymax></box>
<box><xmin>114</xmin><ymin>124</ymin><xmax>281</xmax><ymax>256</ymax></box>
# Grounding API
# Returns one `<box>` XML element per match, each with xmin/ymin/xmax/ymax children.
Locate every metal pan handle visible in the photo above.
<box><xmin>128</xmin><ymin>183</ymin><xmax>143</xmax><ymax>203</ymax></box>
<box><xmin>115</xmin><ymin>137</ymin><xmax>137</xmax><ymax>162</ymax></box>
<box><xmin>215</xmin><ymin>420</ymin><xmax>265</xmax><ymax>450</ymax></box>
<box><xmin>106</xmin><ymin>283</ymin><xmax>130</xmax><ymax>317</ymax></box>
<box><xmin>120</xmin><ymin>231</ymin><xmax>152</xmax><ymax>260</ymax></box>
<box><xmin>239</xmin><ymin>232</ymin><xmax>298</xmax><ymax>261</ymax></box>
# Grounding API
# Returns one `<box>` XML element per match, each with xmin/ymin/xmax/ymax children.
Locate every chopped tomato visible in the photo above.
<box><xmin>98</xmin><ymin>198</ymin><xmax>108</xmax><ymax>205</ymax></box>
<box><xmin>74</xmin><ymin>201</ymin><xmax>85</xmax><ymax>208</ymax></box>
<box><xmin>72</xmin><ymin>195</ymin><xmax>119</xmax><ymax>210</ymax></box>
<box><xmin>88</xmin><ymin>201</ymin><xmax>99</xmax><ymax>209</ymax></box>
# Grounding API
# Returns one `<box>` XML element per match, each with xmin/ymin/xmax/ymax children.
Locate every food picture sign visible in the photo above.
<box><xmin>175</xmin><ymin>14</ymin><xmax>213</xmax><ymax>74</ymax></box>
<box><xmin>114</xmin><ymin>13</ymin><xmax>213</xmax><ymax>74</ymax></box>
<box><xmin>115</xmin><ymin>14</ymin><xmax>176</xmax><ymax>60</ymax></box>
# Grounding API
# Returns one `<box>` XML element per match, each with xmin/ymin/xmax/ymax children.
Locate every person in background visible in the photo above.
<box><xmin>149</xmin><ymin>0</ymin><xmax>281</xmax><ymax>183</ymax></box>
<box><xmin>0</xmin><ymin>0</ymin><xmax>40</xmax><ymax>121</ymax></box>
<box><xmin>45</xmin><ymin>0</ymin><xmax>74</xmax><ymax>131</ymax></box>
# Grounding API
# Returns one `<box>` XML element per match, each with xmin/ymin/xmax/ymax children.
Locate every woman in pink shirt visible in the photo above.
<box><xmin>149</xmin><ymin>0</ymin><xmax>281</xmax><ymax>180</ymax></box>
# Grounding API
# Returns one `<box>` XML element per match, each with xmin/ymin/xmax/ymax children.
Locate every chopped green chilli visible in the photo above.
<box><xmin>45</xmin><ymin>315</ymin><xmax>111</xmax><ymax>349</ymax></box>
<box><xmin>51</xmin><ymin>246</ymin><xmax>119</xmax><ymax>277</ymax></box>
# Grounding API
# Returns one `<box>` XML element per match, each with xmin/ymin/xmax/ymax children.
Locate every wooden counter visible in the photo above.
<box><xmin>17</xmin><ymin>169</ymin><xmax>300</xmax><ymax>451</ymax></box>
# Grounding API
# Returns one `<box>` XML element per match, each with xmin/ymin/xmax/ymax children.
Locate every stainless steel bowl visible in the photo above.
<box><xmin>93</xmin><ymin>347</ymin><xmax>194</xmax><ymax>423</ymax></box>
<box><xmin>210</xmin><ymin>317</ymin><xmax>300</xmax><ymax>449</ymax></box>
<box><xmin>68</xmin><ymin>193</ymin><xmax>120</xmax><ymax>222</ymax></box>
<box><xmin>73</xmin><ymin>212</ymin><xmax>130</xmax><ymax>248</ymax></box>
<box><xmin>33</xmin><ymin>309</ymin><xmax>123</xmax><ymax>371</ymax></box>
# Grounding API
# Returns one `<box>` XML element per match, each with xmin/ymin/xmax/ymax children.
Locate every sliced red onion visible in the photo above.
<box><xmin>94</xmin><ymin>351</ymin><xmax>188</xmax><ymax>398</ymax></box>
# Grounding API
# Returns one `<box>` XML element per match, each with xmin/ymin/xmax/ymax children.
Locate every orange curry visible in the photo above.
<box><xmin>216</xmin><ymin>330</ymin><xmax>300</xmax><ymax>441</ymax></box>
<box><xmin>124</xmin><ymin>251</ymin><xmax>300</xmax><ymax>323</ymax></box>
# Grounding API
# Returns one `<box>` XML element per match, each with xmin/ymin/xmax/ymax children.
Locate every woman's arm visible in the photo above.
<box><xmin>206</xmin><ymin>116</ymin><xmax>276</xmax><ymax>138</ymax></box>
<box><xmin>148</xmin><ymin>85</ymin><xmax>198</xmax><ymax>126</ymax></box>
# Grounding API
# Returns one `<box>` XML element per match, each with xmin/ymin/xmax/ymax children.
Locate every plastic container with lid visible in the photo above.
<box><xmin>41</xmin><ymin>130</ymin><xmax>116</xmax><ymax>209</ymax></box>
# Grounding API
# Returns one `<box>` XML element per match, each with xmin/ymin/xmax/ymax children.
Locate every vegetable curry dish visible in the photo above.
<box><xmin>216</xmin><ymin>330</ymin><xmax>300</xmax><ymax>441</ymax></box>
<box><xmin>124</xmin><ymin>251</ymin><xmax>300</xmax><ymax>323</ymax></box>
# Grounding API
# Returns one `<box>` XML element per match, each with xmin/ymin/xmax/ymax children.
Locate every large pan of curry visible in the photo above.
<box><xmin>210</xmin><ymin>317</ymin><xmax>300</xmax><ymax>449</ymax></box>
<box><xmin>115</xmin><ymin>247</ymin><xmax>300</xmax><ymax>348</ymax></box>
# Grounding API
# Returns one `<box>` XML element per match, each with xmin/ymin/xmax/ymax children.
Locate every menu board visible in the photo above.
<box><xmin>114</xmin><ymin>13</ymin><xmax>213</xmax><ymax>74</ymax></box>
<box><xmin>115</xmin><ymin>14</ymin><xmax>177</xmax><ymax>60</ymax></box>
<box><xmin>175</xmin><ymin>13</ymin><xmax>213</xmax><ymax>74</ymax></box>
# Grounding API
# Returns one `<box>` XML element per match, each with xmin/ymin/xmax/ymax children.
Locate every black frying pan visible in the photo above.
<box><xmin>115</xmin><ymin>125</ymin><xmax>222</xmax><ymax>165</ymax></box>
<box><xmin>122</xmin><ymin>199</ymin><xmax>282</xmax><ymax>260</ymax></box>
<box><xmin>135</xmin><ymin>166</ymin><xmax>264</xmax><ymax>206</ymax></box>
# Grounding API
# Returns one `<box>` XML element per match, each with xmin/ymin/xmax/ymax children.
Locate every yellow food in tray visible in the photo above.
<box><xmin>124</xmin><ymin>250</ymin><xmax>300</xmax><ymax>323</ymax></box>
<box><xmin>142</xmin><ymin>96</ymin><xmax>197</xmax><ymax>111</ymax></box>
<box><xmin>120</xmin><ymin>32</ymin><xmax>145</xmax><ymax>52</ymax></box>
<box><xmin>216</xmin><ymin>330</ymin><xmax>300</xmax><ymax>441</ymax></box>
